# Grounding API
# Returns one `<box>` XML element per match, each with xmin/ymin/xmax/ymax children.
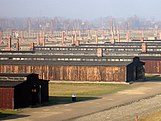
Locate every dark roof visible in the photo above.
<box><xmin>0</xmin><ymin>60</ymin><xmax>130</xmax><ymax>66</ymax></box>
<box><xmin>0</xmin><ymin>73</ymin><xmax>37</xmax><ymax>77</ymax></box>
<box><xmin>0</xmin><ymin>81</ymin><xmax>24</xmax><ymax>87</ymax></box>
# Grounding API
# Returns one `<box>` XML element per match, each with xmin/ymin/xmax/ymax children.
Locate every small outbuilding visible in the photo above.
<box><xmin>127</xmin><ymin>57</ymin><xmax>145</xmax><ymax>82</ymax></box>
<box><xmin>0</xmin><ymin>73</ymin><xmax>49</xmax><ymax>109</ymax></box>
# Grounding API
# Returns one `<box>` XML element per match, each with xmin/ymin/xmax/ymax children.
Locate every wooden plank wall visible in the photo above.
<box><xmin>0</xmin><ymin>65</ymin><xmax>127</xmax><ymax>82</ymax></box>
<box><xmin>144</xmin><ymin>60</ymin><xmax>161</xmax><ymax>74</ymax></box>
<box><xmin>0</xmin><ymin>88</ymin><xmax>14</xmax><ymax>109</ymax></box>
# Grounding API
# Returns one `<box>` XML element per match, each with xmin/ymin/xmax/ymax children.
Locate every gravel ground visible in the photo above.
<box><xmin>73</xmin><ymin>95</ymin><xmax>161</xmax><ymax>121</ymax></box>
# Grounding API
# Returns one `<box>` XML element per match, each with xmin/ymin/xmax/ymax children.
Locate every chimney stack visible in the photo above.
<box><xmin>126</xmin><ymin>31</ymin><xmax>130</xmax><ymax>42</ymax></box>
<box><xmin>75</xmin><ymin>40</ymin><xmax>80</xmax><ymax>46</ymax></box>
<box><xmin>62</xmin><ymin>31</ymin><xmax>65</xmax><ymax>45</ymax></box>
<box><xmin>140</xmin><ymin>31</ymin><xmax>144</xmax><ymax>42</ymax></box>
<box><xmin>74</xmin><ymin>33</ymin><xmax>77</xmax><ymax>43</ymax></box>
<box><xmin>72</xmin><ymin>34</ymin><xmax>75</xmax><ymax>45</ymax></box>
<box><xmin>20</xmin><ymin>31</ymin><xmax>23</xmax><ymax>44</ymax></box>
<box><xmin>16</xmin><ymin>38</ymin><xmax>20</xmax><ymax>51</ymax></box>
<box><xmin>159</xmin><ymin>32</ymin><xmax>161</xmax><ymax>40</ymax></box>
<box><xmin>96</xmin><ymin>35</ymin><xmax>98</xmax><ymax>44</ymax></box>
<box><xmin>42</xmin><ymin>32</ymin><xmax>45</xmax><ymax>46</ymax></box>
<box><xmin>37</xmin><ymin>33</ymin><xmax>40</xmax><ymax>46</ymax></box>
<box><xmin>97</xmin><ymin>48</ymin><xmax>103</xmax><ymax>57</ymax></box>
<box><xmin>111</xmin><ymin>30</ymin><xmax>115</xmax><ymax>44</ymax></box>
<box><xmin>30</xmin><ymin>42</ymin><xmax>35</xmax><ymax>51</ymax></box>
<box><xmin>142</xmin><ymin>42</ymin><xmax>147</xmax><ymax>53</ymax></box>
<box><xmin>8</xmin><ymin>36</ymin><xmax>11</xmax><ymax>51</ymax></box>
<box><xmin>117</xmin><ymin>30</ymin><xmax>120</xmax><ymax>42</ymax></box>
<box><xmin>0</xmin><ymin>31</ymin><xmax>2</xmax><ymax>44</ymax></box>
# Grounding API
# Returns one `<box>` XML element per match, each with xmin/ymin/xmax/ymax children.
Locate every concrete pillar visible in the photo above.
<box><xmin>142</xmin><ymin>42</ymin><xmax>147</xmax><ymax>53</ymax></box>
<box><xmin>8</xmin><ymin>36</ymin><xmax>11</xmax><ymax>51</ymax></box>
<box><xmin>97</xmin><ymin>48</ymin><xmax>103</xmax><ymax>57</ymax></box>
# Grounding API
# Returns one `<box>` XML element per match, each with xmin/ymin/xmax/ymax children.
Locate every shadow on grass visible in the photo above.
<box><xmin>0</xmin><ymin>113</ymin><xmax>29</xmax><ymax>120</ymax></box>
<box><xmin>145</xmin><ymin>74</ymin><xmax>161</xmax><ymax>82</ymax></box>
<box><xmin>47</xmin><ymin>96</ymin><xmax>101</xmax><ymax>106</ymax></box>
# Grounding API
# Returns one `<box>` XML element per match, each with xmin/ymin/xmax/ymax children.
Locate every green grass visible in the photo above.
<box><xmin>145</xmin><ymin>74</ymin><xmax>161</xmax><ymax>81</ymax></box>
<box><xmin>49</xmin><ymin>82</ymin><xmax>130</xmax><ymax>104</ymax></box>
<box><xmin>49</xmin><ymin>82</ymin><xmax>129</xmax><ymax>97</ymax></box>
<box><xmin>0</xmin><ymin>82</ymin><xmax>130</xmax><ymax>118</ymax></box>
<box><xmin>0</xmin><ymin>109</ymin><xmax>21</xmax><ymax>118</ymax></box>
<box><xmin>138</xmin><ymin>110</ymin><xmax>161</xmax><ymax>121</ymax></box>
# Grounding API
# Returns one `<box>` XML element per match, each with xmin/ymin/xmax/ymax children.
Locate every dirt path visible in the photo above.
<box><xmin>74</xmin><ymin>95</ymin><xmax>161</xmax><ymax>121</ymax></box>
<box><xmin>2</xmin><ymin>82</ymin><xmax>161</xmax><ymax>121</ymax></box>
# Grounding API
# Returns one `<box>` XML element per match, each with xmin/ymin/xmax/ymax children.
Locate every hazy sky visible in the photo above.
<box><xmin>0</xmin><ymin>0</ymin><xmax>161</xmax><ymax>20</ymax></box>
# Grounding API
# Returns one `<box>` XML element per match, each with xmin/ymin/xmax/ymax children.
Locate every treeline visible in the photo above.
<box><xmin>0</xmin><ymin>16</ymin><xmax>160</xmax><ymax>31</ymax></box>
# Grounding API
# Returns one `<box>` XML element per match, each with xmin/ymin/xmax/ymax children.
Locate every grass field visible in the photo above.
<box><xmin>145</xmin><ymin>74</ymin><xmax>161</xmax><ymax>81</ymax></box>
<box><xmin>0</xmin><ymin>82</ymin><xmax>130</xmax><ymax>119</ymax></box>
<box><xmin>0</xmin><ymin>109</ymin><xmax>21</xmax><ymax>118</ymax></box>
<box><xmin>139</xmin><ymin>111</ymin><xmax>161</xmax><ymax>121</ymax></box>
<box><xmin>49</xmin><ymin>82</ymin><xmax>130</xmax><ymax>104</ymax></box>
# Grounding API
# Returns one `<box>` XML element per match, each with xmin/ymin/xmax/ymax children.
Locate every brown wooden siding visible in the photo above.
<box><xmin>144</xmin><ymin>60</ymin><xmax>161</xmax><ymax>74</ymax></box>
<box><xmin>0</xmin><ymin>88</ymin><xmax>14</xmax><ymax>109</ymax></box>
<box><xmin>0</xmin><ymin>65</ymin><xmax>127</xmax><ymax>82</ymax></box>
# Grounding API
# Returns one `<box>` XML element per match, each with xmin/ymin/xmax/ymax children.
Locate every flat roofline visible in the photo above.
<box><xmin>0</xmin><ymin>60</ymin><xmax>130</xmax><ymax>66</ymax></box>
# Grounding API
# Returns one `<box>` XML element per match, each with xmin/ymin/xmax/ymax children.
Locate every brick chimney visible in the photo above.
<box><xmin>111</xmin><ymin>31</ymin><xmax>115</xmax><ymax>44</ymax></box>
<box><xmin>20</xmin><ymin>31</ymin><xmax>23</xmax><ymax>42</ymax></box>
<box><xmin>37</xmin><ymin>33</ymin><xmax>40</xmax><ymax>46</ymax></box>
<box><xmin>126</xmin><ymin>31</ymin><xmax>130</xmax><ymax>42</ymax></box>
<box><xmin>97</xmin><ymin>48</ymin><xmax>103</xmax><ymax>57</ymax></box>
<box><xmin>42</xmin><ymin>32</ymin><xmax>45</xmax><ymax>46</ymax></box>
<box><xmin>8</xmin><ymin>36</ymin><xmax>11</xmax><ymax>51</ymax></box>
<box><xmin>159</xmin><ymin>32</ymin><xmax>161</xmax><ymax>40</ymax></box>
<box><xmin>96</xmin><ymin>35</ymin><xmax>98</xmax><ymax>44</ymax></box>
<box><xmin>72</xmin><ymin>34</ymin><xmax>75</xmax><ymax>45</ymax></box>
<box><xmin>142</xmin><ymin>42</ymin><xmax>147</xmax><ymax>53</ymax></box>
<box><xmin>117</xmin><ymin>30</ymin><xmax>120</xmax><ymax>42</ymax></box>
<box><xmin>75</xmin><ymin>40</ymin><xmax>80</xmax><ymax>46</ymax></box>
<box><xmin>16</xmin><ymin>38</ymin><xmax>19</xmax><ymax>51</ymax></box>
<box><xmin>62</xmin><ymin>31</ymin><xmax>65</xmax><ymax>45</ymax></box>
<box><xmin>0</xmin><ymin>31</ymin><xmax>2</xmax><ymax>44</ymax></box>
<box><xmin>74</xmin><ymin>33</ymin><xmax>77</xmax><ymax>43</ymax></box>
<box><xmin>30</xmin><ymin>42</ymin><xmax>35</xmax><ymax>51</ymax></box>
<box><xmin>140</xmin><ymin>31</ymin><xmax>144</xmax><ymax>42</ymax></box>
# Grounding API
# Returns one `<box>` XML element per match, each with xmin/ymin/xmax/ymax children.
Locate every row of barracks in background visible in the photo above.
<box><xmin>0</xmin><ymin>38</ymin><xmax>161</xmax><ymax>82</ymax></box>
<box><xmin>1</xmin><ymin>30</ymin><xmax>161</xmax><ymax>109</ymax></box>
